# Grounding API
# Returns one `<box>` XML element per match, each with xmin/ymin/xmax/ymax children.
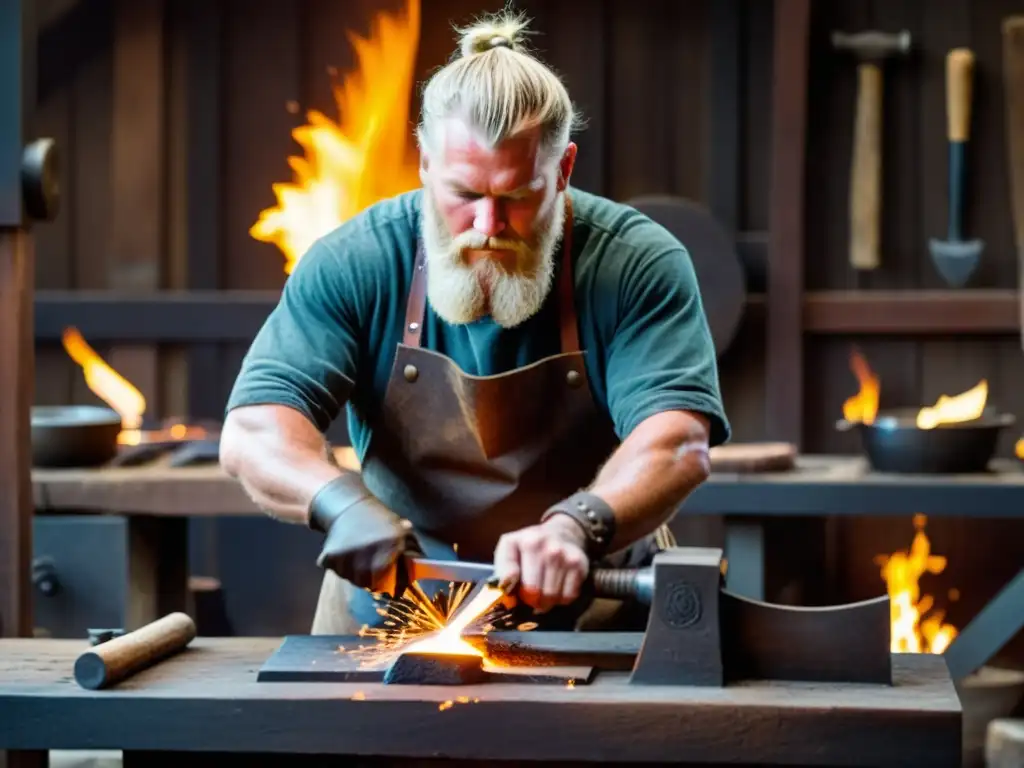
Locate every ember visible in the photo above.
<box><xmin>250</xmin><ymin>0</ymin><xmax>422</xmax><ymax>273</ymax></box>
<box><xmin>345</xmin><ymin>578</ymin><xmax>513</xmax><ymax>671</ymax></box>
<box><xmin>874</xmin><ymin>514</ymin><xmax>958</xmax><ymax>654</ymax></box>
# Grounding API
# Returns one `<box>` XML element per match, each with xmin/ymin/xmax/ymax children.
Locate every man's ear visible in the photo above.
<box><xmin>419</xmin><ymin>153</ymin><xmax>430</xmax><ymax>185</ymax></box>
<box><xmin>557</xmin><ymin>142</ymin><xmax>578</xmax><ymax>191</ymax></box>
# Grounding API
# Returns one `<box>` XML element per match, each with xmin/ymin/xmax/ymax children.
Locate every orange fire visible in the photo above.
<box><xmin>62</xmin><ymin>327</ymin><xmax>206</xmax><ymax>446</ymax></box>
<box><xmin>843</xmin><ymin>350</ymin><xmax>987</xmax><ymax>428</ymax></box>
<box><xmin>1015</xmin><ymin>436</ymin><xmax>1024</xmax><ymax>461</ymax></box>
<box><xmin>250</xmin><ymin>0</ymin><xmax>422</xmax><ymax>273</ymax></box>
<box><xmin>875</xmin><ymin>514</ymin><xmax>958</xmax><ymax>654</ymax></box>
<box><xmin>842</xmin><ymin>350</ymin><xmax>880</xmax><ymax>424</ymax></box>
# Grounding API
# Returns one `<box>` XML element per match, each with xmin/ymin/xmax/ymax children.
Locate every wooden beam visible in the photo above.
<box><xmin>29</xmin><ymin>288</ymin><xmax>1024</xmax><ymax>342</ymax></box>
<box><xmin>765</xmin><ymin>0</ymin><xmax>811</xmax><ymax>446</ymax></box>
<box><xmin>803</xmin><ymin>290</ymin><xmax>1022</xmax><ymax>334</ymax></box>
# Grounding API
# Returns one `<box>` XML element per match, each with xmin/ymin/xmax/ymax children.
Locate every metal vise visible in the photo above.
<box><xmin>603</xmin><ymin>547</ymin><xmax>893</xmax><ymax>688</ymax></box>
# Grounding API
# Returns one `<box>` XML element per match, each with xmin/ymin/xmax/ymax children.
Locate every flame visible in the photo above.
<box><xmin>916</xmin><ymin>380</ymin><xmax>988</xmax><ymax>429</ymax></box>
<box><xmin>62</xmin><ymin>327</ymin><xmax>146</xmax><ymax>443</ymax></box>
<box><xmin>843</xmin><ymin>350</ymin><xmax>880</xmax><ymax>424</ymax></box>
<box><xmin>62</xmin><ymin>327</ymin><xmax>209</xmax><ymax>446</ymax></box>
<box><xmin>874</xmin><ymin>514</ymin><xmax>958</xmax><ymax>654</ymax></box>
<box><xmin>1017</xmin><ymin>437</ymin><xmax>1024</xmax><ymax>460</ymax></box>
<box><xmin>250</xmin><ymin>0</ymin><xmax>422</xmax><ymax>273</ymax></box>
<box><xmin>843</xmin><ymin>351</ymin><xmax>988</xmax><ymax>429</ymax></box>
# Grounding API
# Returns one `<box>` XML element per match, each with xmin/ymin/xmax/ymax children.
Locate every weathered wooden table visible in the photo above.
<box><xmin>29</xmin><ymin>452</ymin><xmax>1024</xmax><ymax>677</ymax></box>
<box><xmin>0</xmin><ymin>637</ymin><xmax>962</xmax><ymax>766</ymax></box>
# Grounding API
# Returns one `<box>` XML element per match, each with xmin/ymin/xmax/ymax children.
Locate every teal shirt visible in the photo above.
<box><xmin>225</xmin><ymin>188</ymin><xmax>731</xmax><ymax>458</ymax></box>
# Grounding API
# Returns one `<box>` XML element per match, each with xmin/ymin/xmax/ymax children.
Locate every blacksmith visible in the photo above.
<box><xmin>220</xmin><ymin>10</ymin><xmax>730</xmax><ymax>634</ymax></box>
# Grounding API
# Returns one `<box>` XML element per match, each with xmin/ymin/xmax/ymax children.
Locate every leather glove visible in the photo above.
<box><xmin>308</xmin><ymin>474</ymin><xmax>412</xmax><ymax>594</ymax></box>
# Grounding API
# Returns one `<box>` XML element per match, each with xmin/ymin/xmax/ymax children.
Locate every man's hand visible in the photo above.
<box><xmin>493</xmin><ymin>514</ymin><xmax>590</xmax><ymax>613</ymax></box>
<box><xmin>317</xmin><ymin>498</ymin><xmax>411</xmax><ymax>594</ymax></box>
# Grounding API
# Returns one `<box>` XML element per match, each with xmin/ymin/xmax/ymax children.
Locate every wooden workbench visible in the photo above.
<box><xmin>0</xmin><ymin>637</ymin><xmax>962</xmax><ymax>766</ymax></box>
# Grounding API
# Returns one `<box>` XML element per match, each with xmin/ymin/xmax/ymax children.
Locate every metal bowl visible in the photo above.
<box><xmin>836</xmin><ymin>407</ymin><xmax>1016</xmax><ymax>474</ymax></box>
<box><xmin>31</xmin><ymin>405</ymin><xmax>123</xmax><ymax>468</ymax></box>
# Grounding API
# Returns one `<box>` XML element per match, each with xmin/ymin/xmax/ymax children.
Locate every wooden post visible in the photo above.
<box><xmin>0</xmin><ymin>231</ymin><xmax>34</xmax><ymax>643</ymax></box>
<box><xmin>765</xmin><ymin>0</ymin><xmax>811</xmax><ymax>446</ymax></box>
<box><xmin>0</xmin><ymin>0</ymin><xmax>35</xmax><ymax>646</ymax></box>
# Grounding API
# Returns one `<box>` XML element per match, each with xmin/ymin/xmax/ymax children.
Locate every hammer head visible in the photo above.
<box><xmin>832</xmin><ymin>29</ymin><xmax>912</xmax><ymax>61</ymax></box>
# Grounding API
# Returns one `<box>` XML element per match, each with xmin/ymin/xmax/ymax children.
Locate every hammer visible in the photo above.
<box><xmin>832</xmin><ymin>29</ymin><xmax>912</xmax><ymax>271</ymax></box>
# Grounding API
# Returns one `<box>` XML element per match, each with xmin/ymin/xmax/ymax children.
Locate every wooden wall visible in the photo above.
<box><xmin>26</xmin><ymin>0</ymin><xmax>1024</xmax><ymax>657</ymax></box>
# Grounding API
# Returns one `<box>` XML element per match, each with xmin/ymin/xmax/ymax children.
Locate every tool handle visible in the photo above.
<box><xmin>947</xmin><ymin>48</ymin><xmax>975</xmax><ymax>142</ymax></box>
<box><xmin>849</xmin><ymin>62</ymin><xmax>882</xmax><ymax>270</ymax></box>
<box><xmin>73</xmin><ymin>612</ymin><xmax>196</xmax><ymax>690</ymax></box>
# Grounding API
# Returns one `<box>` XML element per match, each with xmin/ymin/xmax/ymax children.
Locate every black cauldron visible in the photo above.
<box><xmin>836</xmin><ymin>407</ymin><xmax>1016</xmax><ymax>474</ymax></box>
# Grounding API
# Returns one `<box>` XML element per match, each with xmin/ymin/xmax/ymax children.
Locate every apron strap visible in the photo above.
<box><xmin>405</xmin><ymin>195</ymin><xmax>578</xmax><ymax>352</ymax></box>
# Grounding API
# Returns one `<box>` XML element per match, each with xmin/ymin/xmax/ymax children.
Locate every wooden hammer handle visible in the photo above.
<box><xmin>947</xmin><ymin>48</ymin><xmax>975</xmax><ymax>142</ymax></box>
<box><xmin>74</xmin><ymin>612</ymin><xmax>196</xmax><ymax>690</ymax></box>
<box><xmin>850</xmin><ymin>62</ymin><xmax>882</xmax><ymax>270</ymax></box>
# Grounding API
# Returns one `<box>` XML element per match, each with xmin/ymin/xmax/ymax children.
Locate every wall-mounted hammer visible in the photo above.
<box><xmin>832</xmin><ymin>29</ymin><xmax>912</xmax><ymax>271</ymax></box>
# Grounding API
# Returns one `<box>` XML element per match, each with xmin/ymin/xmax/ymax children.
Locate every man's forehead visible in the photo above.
<box><xmin>435</xmin><ymin>118</ymin><xmax>544</xmax><ymax>179</ymax></box>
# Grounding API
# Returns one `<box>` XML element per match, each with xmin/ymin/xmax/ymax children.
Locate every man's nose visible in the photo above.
<box><xmin>473</xmin><ymin>198</ymin><xmax>506</xmax><ymax>238</ymax></box>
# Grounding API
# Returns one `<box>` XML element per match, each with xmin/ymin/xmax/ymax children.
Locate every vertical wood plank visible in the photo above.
<box><xmin>110</xmin><ymin>0</ymin><xmax>165</xmax><ymax>416</ymax></box>
<box><xmin>70</xmin><ymin>40</ymin><xmax>114</xmax><ymax>407</ymax></box>
<box><xmin>606</xmin><ymin>3</ymin><xmax>676</xmax><ymax>200</ymax></box>
<box><xmin>669</xmin><ymin>0</ymin><xmax>709</xmax><ymax>202</ymax></box>
<box><xmin>870</xmin><ymin>0</ymin><xmax>924</xmax><ymax>290</ymax></box>
<box><xmin>706</xmin><ymin>0</ymin><xmax>742</xmax><ymax>232</ymax></box>
<box><xmin>765</xmin><ymin>0</ymin><xmax>810</xmax><ymax>446</ymax></box>
<box><xmin>741</xmin><ymin>0</ymin><xmax>773</xmax><ymax>234</ymax></box>
<box><xmin>222</xmin><ymin>0</ymin><xmax>302</xmax><ymax>290</ymax></box>
<box><xmin>525</xmin><ymin>0</ymin><xmax>608</xmax><ymax>197</ymax></box>
<box><xmin>185</xmin><ymin>0</ymin><xmax>225</xmax><ymax>421</ymax></box>
<box><xmin>31</xmin><ymin>44</ymin><xmax>74</xmax><ymax>408</ymax></box>
<box><xmin>804</xmin><ymin>0</ymin><xmax>869</xmax><ymax>290</ymax></box>
<box><xmin>0</xmin><ymin>232</ymin><xmax>34</xmax><ymax>639</ymax></box>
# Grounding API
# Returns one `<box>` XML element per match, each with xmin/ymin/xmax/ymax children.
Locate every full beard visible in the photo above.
<box><xmin>420</xmin><ymin>189</ymin><xmax>566</xmax><ymax>329</ymax></box>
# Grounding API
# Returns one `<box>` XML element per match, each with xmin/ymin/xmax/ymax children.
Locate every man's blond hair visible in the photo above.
<box><xmin>416</xmin><ymin>8</ymin><xmax>582</xmax><ymax>164</ymax></box>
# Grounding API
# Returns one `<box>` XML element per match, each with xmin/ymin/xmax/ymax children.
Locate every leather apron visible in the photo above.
<box><xmin>312</xmin><ymin>197</ymin><xmax>674</xmax><ymax>635</ymax></box>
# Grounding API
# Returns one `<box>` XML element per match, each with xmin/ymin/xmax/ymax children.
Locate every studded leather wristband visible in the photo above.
<box><xmin>540</xmin><ymin>491</ymin><xmax>618</xmax><ymax>560</ymax></box>
<box><xmin>307</xmin><ymin>473</ymin><xmax>376</xmax><ymax>533</ymax></box>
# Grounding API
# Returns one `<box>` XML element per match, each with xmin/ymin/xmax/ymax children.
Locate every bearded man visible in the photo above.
<box><xmin>220</xmin><ymin>10</ymin><xmax>731</xmax><ymax>634</ymax></box>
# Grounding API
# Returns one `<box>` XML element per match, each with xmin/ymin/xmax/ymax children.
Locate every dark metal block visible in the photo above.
<box><xmin>382</xmin><ymin>651</ymin><xmax>486</xmax><ymax>686</ymax></box>
<box><xmin>630</xmin><ymin>547</ymin><xmax>724</xmax><ymax>686</ymax></box>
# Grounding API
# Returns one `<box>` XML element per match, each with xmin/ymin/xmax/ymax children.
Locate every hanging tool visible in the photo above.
<box><xmin>1003</xmin><ymin>18</ymin><xmax>1024</xmax><ymax>352</ymax></box>
<box><xmin>929</xmin><ymin>48</ymin><xmax>985</xmax><ymax>287</ymax></box>
<box><xmin>832</xmin><ymin>29</ymin><xmax>912</xmax><ymax>271</ymax></box>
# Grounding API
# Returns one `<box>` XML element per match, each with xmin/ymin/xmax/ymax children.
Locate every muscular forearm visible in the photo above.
<box><xmin>587</xmin><ymin>410</ymin><xmax>711</xmax><ymax>550</ymax></box>
<box><xmin>220</xmin><ymin>405</ymin><xmax>345</xmax><ymax>524</ymax></box>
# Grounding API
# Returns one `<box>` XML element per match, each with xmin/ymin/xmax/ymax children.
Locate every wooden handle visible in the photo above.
<box><xmin>74</xmin><ymin>612</ymin><xmax>196</xmax><ymax>690</ymax></box>
<box><xmin>947</xmin><ymin>48</ymin><xmax>975</xmax><ymax>142</ymax></box>
<box><xmin>849</xmin><ymin>63</ymin><xmax>882</xmax><ymax>270</ymax></box>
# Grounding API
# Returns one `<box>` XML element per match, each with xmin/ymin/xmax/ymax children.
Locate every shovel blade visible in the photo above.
<box><xmin>928</xmin><ymin>237</ymin><xmax>984</xmax><ymax>287</ymax></box>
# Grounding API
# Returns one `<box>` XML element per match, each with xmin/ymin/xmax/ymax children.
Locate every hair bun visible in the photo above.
<box><xmin>457</xmin><ymin>14</ymin><xmax>529</xmax><ymax>57</ymax></box>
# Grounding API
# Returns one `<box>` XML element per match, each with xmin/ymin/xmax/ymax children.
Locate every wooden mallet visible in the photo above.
<box><xmin>74</xmin><ymin>612</ymin><xmax>197</xmax><ymax>690</ymax></box>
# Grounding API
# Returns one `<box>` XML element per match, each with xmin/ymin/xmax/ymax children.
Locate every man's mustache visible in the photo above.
<box><xmin>452</xmin><ymin>231</ymin><xmax>527</xmax><ymax>252</ymax></box>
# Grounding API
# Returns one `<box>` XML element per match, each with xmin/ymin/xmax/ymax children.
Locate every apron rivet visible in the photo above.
<box><xmin>566</xmin><ymin>370</ymin><xmax>582</xmax><ymax>388</ymax></box>
<box><xmin>408</xmin><ymin>321</ymin><xmax>420</xmax><ymax>332</ymax></box>
<box><xmin>403</xmin><ymin>364</ymin><xmax>419</xmax><ymax>383</ymax></box>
